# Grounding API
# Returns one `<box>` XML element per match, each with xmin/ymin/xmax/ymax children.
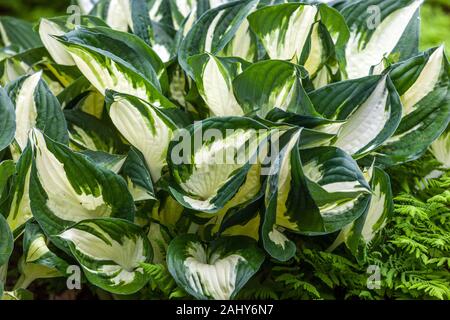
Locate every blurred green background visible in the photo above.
<box><xmin>0</xmin><ymin>0</ymin><xmax>449</xmax><ymax>51</ymax></box>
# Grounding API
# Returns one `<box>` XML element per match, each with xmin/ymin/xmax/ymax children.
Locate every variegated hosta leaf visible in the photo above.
<box><xmin>178</xmin><ymin>0</ymin><xmax>259</xmax><ymax>77</ymax></box>
<box><xmin>16</xmin><ymin>222</ymin><xmax>69</xmax><ymax>289</ymax></box>
<box><xmin>342</xmin><ymin>0</ymin><xmax>423</xmax><ymax>79</ymax></box>
<box><xmin>0</xmin><ymin>87</ymin><xmax>15</xmax><ymax>152</ymax></box>
<box><xmin>167</xmin><ymin>117</ymin><xmax>269</xmax><ymax>213</ymax></box>
<box><xmin>199</xmin><ymin>164</ymin><xmax>263</xmax><ymax>238</ymax></box>
<box><xmin>329</xmin><ymin>167</ymin><xmax>393</xmax><ymax>260</ymax></box>
<box><xmin>264</xmin><ymin>128</ymin><xmax>371</xmax><ymax>260</ymax></box>
<box><xmin>5</xmin><ymin>147</ymin><xmax>33</xmax><ymax>235</ymax></box>
<box><xmin>64</xmin><ymin>109</ymin><xmax>126</xmax><ymax>154</ymax></box>
<box><xmin>0</xmin><ymin>160</ymin><xmax>14</xmax><ymax>197</ymax></box>
<box><xmin>211</xmin><ymin>191</ymin><xmax>262</xmax><ymax>241</ymax></box>
<box><xmin>147</xmin><ymin>222</ymin><xmax>171</xmax><ymax>264</ymax></box>
<box><xmin>264</xmin><ymin>107</ymin><xmax>344</xmax><ymax>146</ymax></box>
<box><xmin>233</xmin><ymin>60</ymin><xmax>317</xmax><ymax>118</ymax></box>
<box><xmin>169</xmin><ymin>0</ymin><xmax>236</xmax><ymax>31</ymax></box>
<box><xmin>248</xmin><ymin>3</ymin><xmax>349</xmax><ymax>87</ymax></box>
<box><xmin>81</xmin><ymin>150</ymin><xmax>127</xmax><ymax>174</ymax></box>
<box><xmin>91</xmin><ymin>0</ymin><xmax>153</xmax><ymax>43</ymax></box>
<box><xmin>310</xmin><ymin>75</ymin><xmax>402</xmax><ymax>158</ymax></box>
<box><xmin>0</xmin><ymin>213</ymin><xmax>13</xmax><ymax>266</ymax></box>
<box><xmin>105</xmin><ymin>91</ymin><xmax>178</xmax><ymax>182</ymax></box>
<box><xmin>122</xmin><ymin>148</ymin><xmax>156</xmax><ymax>202</ymax></box>
<box><xmin>148</xmin><ymin>0</ymin><xmax>172</xmax><ymax>25</ymax></box>
<box><xmin>167</xmin><ymin>235</ymin><xmax>265</xmax><ymax>300</ymax></box>
<box><xmin>75</xmin><ymin>0</ymin><xmax>100</xmax><ymax>14</ymax></box>
<box><xmin>29</xmin><ymin>129</ymin><xmax>135</xmax><ymax>236</ymax></box>
<box><xmin>6</xmin><ymin>72</ymin><xmax>69</xmax><ymax>159</ymax></box>
<box><xmin>38</xmin><ymin>16</ymin><xmax>108</xmax><ymax>66</ymax></box>
<box><xmin>248</xmin><ymin>3</ymin><xmax>318</xmax><ymax>63</ymax></box>
<box><xmin>151</xmin><ymin>194</ymin><xmax>184</xmax><ymax>228</ymax></box>
<box><xmin>189</xmin><ymin>53</ymin><xmax>249</xmax><ymax>117</ymax></box>
<box><xmin>57</xmin><ymin>77</ymin><xmax>105</xmax><ymax>118</ymax></box>
<box><xmin>169</xmin><ymin>0</ymin><xmax>201</xmax><ymax>31</ymax></box>
<box><xmin>0</xmin><ymin>47</ymin><xmax>83</xmax><ymax>94</ymax></box>
<box><xmin>430</xmin><ymin>125</ymin><xmax>450</xmax><ymax>169</ymax></box>
<box><xmin>59</xmin><ymin>218</ymin><xmax>153</xmax><ymax>295</ymax></box>
<box><xmin>0</xmin><ymin>17</ymin><xmax>42</xmax><ymax>52</ymax></box>
<box><xmin>56</xmin><ymin>27</ymin><xmax>175</xmax><ymax>107</ymax></box>
<box><xmin>373</xmin><ymin>47</ymin><xmax>450</xmax><ymax>166</ymax></box>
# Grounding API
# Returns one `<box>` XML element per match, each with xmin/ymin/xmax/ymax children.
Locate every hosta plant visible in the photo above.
<box><xmin>0</xmin><ymin>0</ymin><xmax>449</xmax><ymax>300</ymax></box>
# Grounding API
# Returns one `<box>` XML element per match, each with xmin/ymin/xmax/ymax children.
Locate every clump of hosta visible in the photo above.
<box><xmin>0</xmin><ymin>0</ymin><xmax>449</xmax><ymax>300</ymax></box>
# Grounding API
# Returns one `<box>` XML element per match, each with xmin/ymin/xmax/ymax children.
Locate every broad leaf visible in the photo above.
<box><xmin>0</xmin><ymin>87</ymin><xmax>15</xmax><ymax>152</ymax></box>
<box><xmin>373</xmin><ymin>47</ymin><xmax>450</xmax><ymax>166</ymax></box>
<box><xmin>38</xmin><ymin>15</ymin><xmax>108</xmax><ymax>66</ymax></box>
<box><xmin>122</xmin><ymin>148</ymin><xmax>156</xmax><ymax>202</ymax></box>
<box><xmin>342</xmin><ymin>0</ymin><xmax>423</xmax><ymax>79</ymax></box>
<box><xmin>178</xmin><ymin>0</ymin><xmax>259</xmax><ymax>77</ymax></box>
<box><xmin>188</xmin><ymin>53</ymin><xmax>248</xmax><ymax>117</ymax></box>
<box><xmin>65</xmin><ymin>109</ymin><xmax>126</xmax><ymax>154</ymax></box>
<box><xmin>0</xmin><ymin>17</ymin><xmax>42</xmax><ymax>52</ymax></box>
<box><xmin>92</xmin><ymin>0</ymin><xmax>154</xmax><ymax>43</ymax></box>
<box><xmin>329</xmin><ymin>167</ymin><xmax>393</xmax><ymax>260</ymax></box>
<box><xmin>310</xmin><ymin>75</ymin><xmax>402</xmax><ymax>157</ymax></box>
<box><xmin>430</xmin><ymin>125</ymin><xmax>450</xmax><ymax>169</ymax></box>
<box><xmin>29</xmin><ymin>129</ymin><xmax>135</xmax><ymax>236</ymax></box>
<box><xmin>56</xmin><ymin>27</ymin><xmax>174</xmax><ymax>106</ymax></box>
<box><xmin>233</xmin><ymin>60</ymin><xmax>317</xmax><ymax>117</ymax></box>
<box><xmin>105</xmin><ymin>91</ymin><xmax>179</xmax><ymax>182</ymax></box>
<box><xmin>167</xmin><ymin>234</ymin><xmax>265</xmax><ymax>300</ymax></box>
<box><xmin>263</xmin><ymin>128</ymin><xmax>371</xmax><ymax>260</ymax></box>
<box><xmin>59</xmin><ymin>218</ymin><xmax>152</xmax><ymax>295</ymax></box>
<box><xmin>5</xmin><ymin>146</ymin><xmax>33</xmax><ymax>234</ymax></box>
<box><xmin>6</xmin><ymin>72</ymin><xmax>69</xmax><ymax>159</ymax></box>
<box><xmin>167</xmin><ymin>117</ymin><xmax>269</xmax><ymax>213</ymax></box>
<box><xmin>0</xmin><ymin>214</ymin><xmax>13</xmax><ymax>266</ymax></box>
<box><xmin>16</xmin><ymin>222</ymin><xmax>69</xmax><ymax>289</ymax></box>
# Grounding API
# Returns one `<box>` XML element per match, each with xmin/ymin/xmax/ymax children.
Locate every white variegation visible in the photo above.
<box><xmin>430</xmin><ymin>129</ymin><xmax>450</xmax><ymax>169</ymax></box>
<box><xmin>7</xmin><ymin>167</ymin><xmax>32</xmax><ymax>233</ymax></box>
<box><xmin>184</xmin><ymin>242</ymin><xmax>245</xmax><ymax>300</ymax></box>
<box><xmin>345</xmin><ymin>0</ymin><xmax>423</xmax><ymax>79</ymax></box>
<box><xmin>267</xmin><ymin>70</ymin><xmax>297</xmax><ymax>112</ymax></box>
<box><xmin>179</xmin><ymin>130</ymin><xmax>260</xmax><ymax>210</ymax></box>
<box><xmin>201</xmin><ymin>56</ymin><xmax>243</xmax><ymax>117</ymax></box>
<box><xmin>274</xmin><ymin>130</ymin><xmax>301</xmax><ymax>231</ymax></box>
<box><xmin>77</xmin><ymin>0</ymin><xmax>98</xmax><ymax>14</ymax></box>
<box><xmin>26</xmin><ymin>234</ymin><xmax>50</xmax><ymax>263</ymax></box>
<box><xmin>106</xmin><ymin>0</ymin><xmax>131</xmax><ymax>32</ymax></box>
<box><xmin>204</xmin><ymin>11</ymin><xmax>226</xmax><ymax>53</ymax></box>
<box><xmin>319</xmin><ymin>195</ymin><xmax>364</xmax><ymax>219</ymax></box>
<box><xmin>30</xmin><ymin>129</ymin><xmax>112</xmax><ymax>222</ymax></box>
<box><xmin>268</xmin><ymin>228</ymin><xmax>289</xmax><ymax>250</ymax></box>
<box><xmin>2</xmin><ymin>59</ymin><xmax>29</xmax><ymax>84</ymax></box>
<box><xmin>60</xmin><ymin>223</ymin><xmax>147</xmax><ymax>286</ymax></box>
<box><xmin>149</xmin><ymin>0</ymin><xmax>164</xmax><ymax>22</ymax></box>
<box><xmin>66</xmin><ymin>47</ymin><xmax>149</xmax><ymax>100</ymax></box>
<box><xmin>222</xmin><ymin>19</ymin><xmax>254</xmax><ymax>61</ymax></box>
<box><xmin>262</xmin><ymin>5</ymin><xmax>317</xmax><ymax>62</ymax></box>
<box><xmin>127</xmin><ymin>178</ymin><xmax>155</xmax><ymax>202</ymax></box>
<box><xmin>334</xmin><ymin>76</ymin><xmax>390</xmax><ymax>155</ymax></box>
<box><xmin>109</xmin><ymin>98</ymin><xmax>173</xmax><ymax>182</ymax></box>
<box><xmin>13</xmin><ymin>72</ymin><xmax>41</xmax><ymax>152</ymax></box>
<box><xmin>39</xmin><ymin>19</ymin><xmax>75</xmax><ymax>66</ymax></box>
<box><xmin>304</xmin><ymin>23</ymin><xmax>323</xmax><ymax>76</ymax></box>
<box><xmin>401</xmin><ymin>46</ymin><xmax>444</xmax><ymax>115</ymax></box>
<box><xmin>0</xmin><ymin>20</ymin><xmax>10</xmax><ymax>46</ymax></box>
<box><xmin>360</xmin><ymin>181</ymin><xmax>386</xmax><ymax>242</ymax></box>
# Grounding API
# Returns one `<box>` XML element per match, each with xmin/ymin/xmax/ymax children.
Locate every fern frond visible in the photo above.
<box><xmin>140</xmin><ymin>263</ymin><xmax>187</xmax><ymax>299</ymax></box>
